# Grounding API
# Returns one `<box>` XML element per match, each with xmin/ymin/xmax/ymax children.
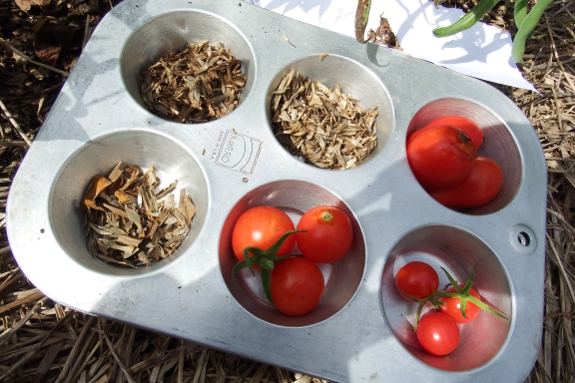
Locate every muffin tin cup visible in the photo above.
<box><xmin>6</xmin><ymin>1</ymin><xmax>547</xmax><ymax>382</ymax></box>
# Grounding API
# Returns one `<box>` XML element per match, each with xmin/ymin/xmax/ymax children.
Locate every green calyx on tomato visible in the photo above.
<box><xmin>232</xmin><ymin>229</ymin><xmax>305</xmax><ymax>306</ymax></box>
<box><xmin>320</xmin><ymin>211</ymin><xmax>333</xmax><ymax>222</ymax></box>
<box><xmin>402</xmin><ymin>264</ymin><xmax>508</xmax><ymax>331</ymax></box>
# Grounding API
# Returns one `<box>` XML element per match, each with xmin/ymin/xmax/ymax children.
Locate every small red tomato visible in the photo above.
<box><xmin>296</xmin><ymin>206</ymin><xmax>353</xmax><ymax>264</ymax></box>
<box><xmin>430</xmin><ymin>156</ymin><xmax>503</xmax><ymax>208</ymax></box>
<box><xmin>416</xmin><ymin>312</ymin><xmax>460</xmax><ymax>356</ymax></box>
<box><xmin>407</xmin><ymin>125</ymin><xmax>476</xmax><ymax>191</ymax></box>
<box><xmin>231</xmin><ymin>206</ymin><xmax>295</xmax><ymax>262</ymax></box>
<box><xmin>394</xmin><ymin>261</ymin><xmax>439</xmax><ymax>300</ymax></box>
<box><xmin>439</xmin><ymin>285</ymin><xmax>482</xmax><ymax>324</ymax></box>
<box><xmin>412</xmin><ymin>115</ymin><xmax>483</xmax><ymax>150</ymax></box>
<box><xmin>271</xmin><ymin>256</ymin><xmax>325</xmax><ymax>316</ymax></box>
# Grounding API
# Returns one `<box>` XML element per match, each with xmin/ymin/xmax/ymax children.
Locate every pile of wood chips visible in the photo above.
<box><xmin>0</xmin><ymin>0</ymin><xmax>574</xmax><ymax>382</ymax></box>
<box><xmin>272</xmin><ymin>69</ymin><xmax>379</xmax><ymax>170</ymax></box>
<box><xmin>138</xmin><ymin>41</ymin><xmax>247</xmax><ymax>124</ymax></box>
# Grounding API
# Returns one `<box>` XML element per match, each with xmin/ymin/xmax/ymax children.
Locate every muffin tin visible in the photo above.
<box><xmin>6</xmin><ymin>0</ymin><xmax>547</xmax><ymax>381</ymax></box>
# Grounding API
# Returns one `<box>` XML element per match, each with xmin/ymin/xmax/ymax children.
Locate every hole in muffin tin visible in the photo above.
<box><xmin>266</xmin><ymin>55</ymin><xmax>394</xmax><ymax>170</ymax></box>
<box><xmin>517</xmin><ymin>232</ymin><xmax>531</xmax><ymax>247</ymax></box>
<box><xmin>381</xmin><ymin>225</ymin><xmax>512</xmax><ymax>371</ymax></box>
<box><xmin>219</xmin><ymin>181</ymin><xmax>365</xmax><ymax>327</ymax></box>
<box><xmin>406</xmin><ymin>98</ymin><xmax>522</xmax><ymax>214</ymax></box>
<box><xmin>50</xmin><ymin>131</ymin><xmax>208</xmax><ymax>275</ymax></box>
<box><xmin>121</xmin><ymin>11</ymin><xmax>255</xmax><ymax>123</ymax></box>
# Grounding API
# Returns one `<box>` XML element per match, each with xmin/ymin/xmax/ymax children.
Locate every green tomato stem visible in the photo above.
<box><xmin>432</xmin><ymin>0</ymin><xmax>500</xmax><ymax>37</ymax></box>
<box><xmin>408</xmin><ymin>264</ymin><xmax>508</xmax><ymax>330</ymax></box>
<box><xmin>231</xmin><ymin>229</ymin><xmax>306</xmax><ymax>306</ymax></box>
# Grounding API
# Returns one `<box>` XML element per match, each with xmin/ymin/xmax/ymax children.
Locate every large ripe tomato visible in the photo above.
<box><xmin>295</xmin><ymin>206</ymin><xmax>353</xmax><ymax>263</ymax></box>
<box><xmin>430</xmin><ymin>156</ymin><xmax>503</xmax><ymax>208</ymax></box>
<box><xmin>270</xmin><ymin>256</ymin><xmax>325</xmax><ymax>316</ymax></box>
<box><xmin>394</xmin><ymin>261</ymin><xmax>439</xmax><ymax>300</ymax></box>
<box><xmin>407</xmin><ymin>125</ymin><xmax>476</xmax><ymax>191</ymax></box>
<box><xmin>411</xmin><ymin>115</ymin><xmax>483</xmax><ymax>150</ymax></box>
<box><xmin>439</xmin><ymin>285</ymin><xmax>482</xmax><ymax>324</ymax></box>
<box><xmin>231</xmin><ymin>206</ymin><xmax>296</xmax><ymax>262</ymax></box>
<box><xmin>416</xmin><ymin>311</ymin><xmax>460</xmax><ymax>356</ymax></box>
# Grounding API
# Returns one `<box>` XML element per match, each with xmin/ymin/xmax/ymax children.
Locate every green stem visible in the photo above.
<box><xmin>514</xmin><ymin>0</ymin><xmax>528</xmax><ymax>29</ymax></box>
<box><xmin>355</xmin><ymin>0</ymin><xmax>372</xmax><ymax>43</ymax></box>
<box><xmin>408</xmin><ymin>264</ymin><xmax>508</xmax><ymax>330</ymax></box>
<box><xmin>511</xmin><ymin>0</ymin><xmax>554</xmax><ymax>63</ymax></box>
<box><xmin>433</xmin><ymin>0</ymin><xmax>500</xmax><ymax>37</ymax></box>
<box><xmin>231</xmin><ymin>229</ymin><xmax>305</xmax><ymax>305</ymax></box>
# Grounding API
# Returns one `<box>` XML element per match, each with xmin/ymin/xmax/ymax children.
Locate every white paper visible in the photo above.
<box><xmin>245</xmin><ymin>0</ymin><xmax>535</xmax><ymax>91</ymax></box>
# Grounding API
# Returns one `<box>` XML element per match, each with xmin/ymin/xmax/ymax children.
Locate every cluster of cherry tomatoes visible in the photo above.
<box><xmin>231</xmin><ymin>205</ymin><xmax>353</xmax><ymax>316</ymax></box>
<box><xmin>395</xmin><ymin>261</ymin><xmax>506</xmax><ymax>356</ymax></box>
<box><xmin>407</xmin><ymin>116</ymin><xmax>503</xmax><ymax>209</ymax></box>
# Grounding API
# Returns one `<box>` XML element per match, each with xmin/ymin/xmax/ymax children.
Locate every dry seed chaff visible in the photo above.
<box><xmin>271</xmin><ymin>69</ymin><xmax>379</xmax><ymax>170</ymax></box>
<box><xmin>82</xmin><ymin>162</ymin><xmax>196</xmax><ymax>267</ymax></box>
<box><xmin>139</xmin><ymin>41</ymin><xmax>247</xmax><ymax>123</ymax></box>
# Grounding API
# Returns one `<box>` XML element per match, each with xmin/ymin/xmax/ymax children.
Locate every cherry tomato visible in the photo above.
<box><xmin>231</xmin><ymin>206</ymin><xmax>296</xmax><ymax>262</ymax></box>
<box><xmin>416</xmin><ymin>312</ymin><xmax>460</xmax><ymax>356</ymax></box>
<box><xmin>395</xmin><ymin>261</ymin><xmax>439</xmax><ymax>300</ymax></box>
<box><xmin>430</xmin><ymin>156</ymin><xmax>503</xmax><ymax>208</ymax></box>
<box><xmin>270</xmin><ymin>256</ymin><xmax>325</xmax><ymax>316</ymax></box>
<box><xmin>296</xmin><ymin>206</ymin><xmax>353</xmax><ymax>263</ymax></box>
<box><xmin>407</xmin><ymin>125</ymin><xmax>476</xmax><ymax>191</ymax></box>
<box><xmin>411</xmin><ymin>116</ymin><xmax>483</xmax><ymax>150</ymax></box>
<box><xmin>439</xmin><ymin>285</ymin><xmax>482</xmax><ymax>324</ymax></box>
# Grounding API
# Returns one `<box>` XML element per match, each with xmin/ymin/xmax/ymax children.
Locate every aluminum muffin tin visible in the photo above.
<box><xmin>7</xmin><ymin>0</ymin><xmax>547</xmax><ymax>381</ymax></box>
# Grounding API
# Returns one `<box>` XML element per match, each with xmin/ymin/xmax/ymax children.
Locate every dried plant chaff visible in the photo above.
<box><xmin>81</xmin><ymin>162</ymin><xmax>196</xmax><ymax>267</ymax></box>
<box><xmin>271</xmin><ymin>69</ymin><xmax>379</xmax><ymax>170</ymax></box>
<box><xmin>82</xmin><ymin>174</ymin><xmax>112</xmax><ymax>209</ymax></box>
<box><xmin>138</xmin><ymin>41</ymin><xmax>247</xmax><ymax>124</ymax></box>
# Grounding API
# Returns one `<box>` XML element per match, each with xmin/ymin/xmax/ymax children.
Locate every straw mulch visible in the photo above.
<box><xmin>0</xmin><ymin>0</ymin><xmax>574</xmax><ymax>382</ymax></box>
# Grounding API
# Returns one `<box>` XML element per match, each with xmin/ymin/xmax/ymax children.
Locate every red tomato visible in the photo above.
<box><xmin>407</xmin><ymin>125</ymin><xmax>476</xmax><ymax>191</ymax></box>
<box><xmin>231</xmin><ymin>206</ymin><xmax>296</xmax><ymax>262</ymax></box>
<box><xmin>394</xmin><ymin>261</ymin><xmax>439</xmax><ymax>300</ymax></box>
<box><xmin>412</xmin><ymin>116</ymin><xmax>483</xmax><ymax>150</ymax></box>
<box><xmin>439</xmin><ymin>285</ymin><xmax>482</xmax><ymax>324</ymax></box>
<box><xmin>270</xmin><ymin>256</ymin><xmax>325</xmax><ymax>316</ymax></box>
<box><xmin>430</xmin><ymin>156</ymin><xmax>503</xmax><ymax>208</ymax></box>
<box><xmin>416</xmin><ymin>312</ymin><xmax>460</xmax><ymax>356</ymax></box>
<box><xmin>296</xmin><ymin>206</ymin><xmax>353</xmax><ymax>263</ymax></box>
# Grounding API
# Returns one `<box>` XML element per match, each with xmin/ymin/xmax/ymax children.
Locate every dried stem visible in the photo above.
<box><xmin>0</xmin><ymin>39</ymin><xmax>69</xmax><ymax>77</ymax></box>
<box><xmin>0</xmin><ymin>100</ymin><xmax>33</xmax><ymax>146</ymax></box>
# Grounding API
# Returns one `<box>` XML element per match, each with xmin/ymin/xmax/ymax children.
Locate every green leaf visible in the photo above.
<box><xmin>467</xmin><ymin>295</ymin><xmax>508</xmax><ymax>320</ymax></box>
<box><xmin>232</xmin><ymin>260</ymin><xmax>248</xmax><ymax>290</ymax></box>
<box><xmin>440</xmin><ymin>267</ymin><xmax>463</xmax><ymax>293</ymax></box>
<box><xmin>459</xmin><ymin>296</ymin><xmax>468</xmax><ymax>318</ymax></box>
<box><xmin>261</xmin><ymin>267</ymin><xmax>273</xmax><ymax>305</ymax></box>
<box><xmin>461</xmin><ymin>264</ymin><xmax>477</xmax><ymax>295</ymax></box>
